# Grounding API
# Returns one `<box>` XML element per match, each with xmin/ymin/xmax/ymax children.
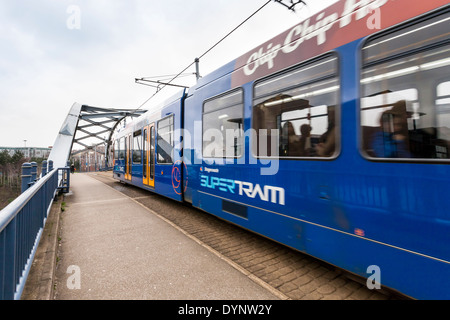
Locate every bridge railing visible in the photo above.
<box><xmin>0</xmin><ymin>166</ymin><xmax>70</xmax><ymax>300</ymax></box>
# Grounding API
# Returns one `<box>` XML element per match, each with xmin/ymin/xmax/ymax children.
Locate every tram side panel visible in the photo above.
<box><xmin>154</xmin><ymin>111</ymin><xmax>181</xmax><ymax>201</ymax></box>
<box><xmin>112</xmin><ymin>91</ymin><xmax>185</xmax><ymax>203</ymax></box>
<box><xmin>183</xmin><ymin>26</ymin><xmax>450</xmax><ymax>298</ymax></box>
<box><xmin>184</xmin><ymin>53</ymin><xmax>348</xmax><ymax>260</ymax></box>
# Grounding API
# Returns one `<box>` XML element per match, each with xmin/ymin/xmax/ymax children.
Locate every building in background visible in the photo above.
<box><xmin>0</xmin><ymin>146</ymin><xmax>52</xmax><ymax>159</ymax></box>
<box><xmin>71</xmin><ymin>145</ymin><xmax>107</xmax><ymax>172</ymax></box>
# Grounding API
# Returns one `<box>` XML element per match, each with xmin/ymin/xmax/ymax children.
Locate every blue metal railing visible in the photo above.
<box><xmin>0</xmin><ymin>166</ymin><xmax>70</xmax><ymax>300</ymax></box>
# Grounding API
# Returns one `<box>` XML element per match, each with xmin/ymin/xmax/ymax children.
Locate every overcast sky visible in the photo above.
<box><xmin>0</xmin><ymin>0</ymin><xmax>337</xmax><ymax>149</ymax></box>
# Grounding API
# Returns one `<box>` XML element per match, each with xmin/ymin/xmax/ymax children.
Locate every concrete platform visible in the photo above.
<box><xmin>53</xmin><ymin>173</ymin><xmax>281</xmax><ymax>300</ymax></box>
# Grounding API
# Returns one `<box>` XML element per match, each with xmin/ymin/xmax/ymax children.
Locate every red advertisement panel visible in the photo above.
<box><xmin>232</xmin><ymin>0</ymin><xmax>448</xmax><ymax>87</ymax></box>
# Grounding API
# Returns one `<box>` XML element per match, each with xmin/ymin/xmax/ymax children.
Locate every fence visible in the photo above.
<box><xmin>0</xmin><ymin>164</ymin><xmax>70</xmax><ymax>300</ymax></box>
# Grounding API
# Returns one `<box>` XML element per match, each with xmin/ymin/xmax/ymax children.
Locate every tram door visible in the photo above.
<box><xmin>125</xmin><ymin>134</ymin><xmax>132</xmax><ymax>181</ymax></box>
<box><xmin>143</xmin><ymin>124</ymin><xmax>155</xmax><ymax>187</ymax></box>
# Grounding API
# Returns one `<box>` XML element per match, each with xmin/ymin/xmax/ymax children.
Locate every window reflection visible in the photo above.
<box><xmin>252</xmin><ymin>56</ymin><xmax>339</xmax><ymax>158</ymax></box>
<box><xmin>361</xmin><ymin>25</ymin><xmax>450</xmax><ymax>160</ymax></box>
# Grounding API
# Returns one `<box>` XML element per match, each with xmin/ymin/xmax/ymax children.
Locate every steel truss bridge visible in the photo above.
<box><xmin>0</xmin><ymin>102</ymin><xmax>146</xmax><ymax>299</ymax></box>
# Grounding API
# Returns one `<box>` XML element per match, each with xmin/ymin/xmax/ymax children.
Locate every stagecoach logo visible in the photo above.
<box><xmin>172</xmin><ymin>160</ymin><xmax>188</xmax><ymax>195</ymax></box>
<box><xmin>243</xmin><ymin>0</ymin><xmax>388</xmax><ymax>76</ymax></box>
<box><xmin>200</xmin><ymin>166</ymin><xmax>219</xmax><ymax>173</ymax></box>
<box><xmin>200</xmin><ymin>174</ymin><xmax>285</xmax><ymax>206</ymax></box>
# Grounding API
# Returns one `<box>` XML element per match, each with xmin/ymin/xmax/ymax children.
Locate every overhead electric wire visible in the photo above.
<box><xmin>133</xmin><ymin>0</ymin><xmax>272</xmax><ymax>113</ymax></box>
<box><xmin>139</xmin><ymin>73</ymin><xmax>194</xmax><ymax>81</ymax></box>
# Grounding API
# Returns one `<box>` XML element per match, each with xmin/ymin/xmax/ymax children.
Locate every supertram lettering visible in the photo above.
<box><xmin>200</xmin><ymin>175</ymin><xmax>285</xmax><ymax>205</ymax></box>
<box><xmin>235</xmin><ymin>181</ymin><xmax>285</xmax><ymax>206</ymax></box>
<box><xmin>200</xmin><ymin>175</ymin><xmax>235</xmax><ymax>193</ymax></box>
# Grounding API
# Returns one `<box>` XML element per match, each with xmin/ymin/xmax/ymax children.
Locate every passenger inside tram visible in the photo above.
<box><xmin>370</xmin><ymin>100</ymin><xmax>411</xmax><ymax>158</ymax></box>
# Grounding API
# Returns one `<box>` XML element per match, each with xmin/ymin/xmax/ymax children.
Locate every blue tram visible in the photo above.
<box><xmin>112</xmin><ymin>0</ymin><xmax>450</xmax><ymax>299</ymax></box>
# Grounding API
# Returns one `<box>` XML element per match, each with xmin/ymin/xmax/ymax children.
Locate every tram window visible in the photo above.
<box><xmin>119</xmin><ymin>137</ymin><xmax>125</xmax><ymax>160</ymax></box>
<box><xmin>143</xmin><ymin>128</ymin><xmax>148</xmax><ymax>178</ymax></box>
<box><xmin>203</xmin><ymin>89</ymin><xmax>244</xmax><ymax>158</ymax></box>
<box><xmin>133</xmin><ymin>130</ymin><xmax>142</xmax><ymax>164</ymax></box>
<box><xmin>252</xmin><ymin>55</ymin><xmax>339</xmax><ymax>158</ymax></box>
<box><xmin>360</xmin><ymin>11</ymin><xmax>450</xmax><ymax>161</ymax></box>
<box><xmin>157</xmin><ymin>115</ymin><xmax>174</xmax><ymax>164</ymax></box>
<box><xmin>437</xmin><ymin>81</ymin><xmax>450</xmax><ymax>133</ymax></box>
<box><xmin>114</xmin><ymin>140</ymin><xmax>119</xmax><ymax>160</ymax></box>
<box><xmin>150</xmin><ymin>126</ymin><xmax>155</xmax><ymax>178</ymax></box>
